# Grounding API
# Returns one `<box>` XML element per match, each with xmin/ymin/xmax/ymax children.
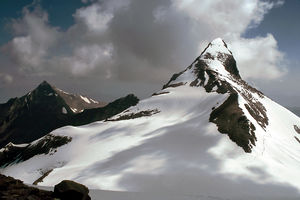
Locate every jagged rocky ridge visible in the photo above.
<box><xmin>0</xmin><ymin>134</ymin><xmax>72</xmax><ymax>168</ymax></box>
<box><xmin>0</xmin><ymin>81</ymin><xmax>139</xmax><ymax>148</ymax></box>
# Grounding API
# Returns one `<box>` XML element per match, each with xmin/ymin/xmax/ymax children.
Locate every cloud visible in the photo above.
<box><xmin>0</xmin><ymin>73</ymin><xmax>13</xmax><ymax>85</ymax></box>
<box><xmin>55</xmin><ymin>44</ymin><xmax>114</xmax><ymax>77</ymax></box>
<box><xmin>1</xmin><ymin>4</ymin><xmax>60</xmax><ymax>74</ymax></box>
<box><xmin>74</xmin><ymin>3</ymin><xmax>113</xmax><ymax>33</ymax></box>
<box><xmin>104</xmin><ymin>0</ymin><xmax>285</xmax><ymax>81</ymax></box>
<box><xmin>0</xmin><ymin>0</ymin><xmax>287</xmax><ymax>98</ymax></box>
<box><xmin>229</xmin><ymin>34</ymin><xmax>286</xmax><ymax>80</ymax></box>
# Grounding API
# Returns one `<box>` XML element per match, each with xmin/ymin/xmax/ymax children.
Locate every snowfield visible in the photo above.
<box><xmin>1</xmin><ymin>38</ymin><xmax>300</xmax><ymax>199</ymax></box>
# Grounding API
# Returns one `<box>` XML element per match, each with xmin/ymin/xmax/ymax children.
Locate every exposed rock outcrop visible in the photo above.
<box><xmin>54</xmin><ymin>180</ymin><xmax>91</xmax><ymax>200</ymax></box>
<box><xmin>0</xmin><ymin>174</ymin><xmax>92</xmax><ymax>200</ymax></box>
<box><xmin>0</xmin><ymin>174</ymin><xmax>53</xmax><ymax>200</ymax></box>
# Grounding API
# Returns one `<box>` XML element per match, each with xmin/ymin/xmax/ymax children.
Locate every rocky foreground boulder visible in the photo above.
<box><xmin>0</xmin><ymin>174</ymin><xmax>52</xmax><ymax>200</ymax></box>
<box><xmin>54</xmin><ymin>180</ymin><xmax>91</xmax><ymax>200</ymax></box>
<box><xmin>0</xmin><ymin>174</ymin><xmax>91</xmax><ymax>200</ymax></box>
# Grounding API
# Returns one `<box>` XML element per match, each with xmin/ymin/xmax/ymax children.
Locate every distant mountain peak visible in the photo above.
<box><xmin>40</xmin><ymin>80</ymin><xmax>51</xmax><ymax>85</ymax></box>
<box><xmin>35</xmin><ymin>80</ymin><xmax>54</xmax><ymax>92</ymax></box>
<box><xmin>0</xmin><ymin>80</ymin><xmax>134</xmax><ymax>148</ymax></box>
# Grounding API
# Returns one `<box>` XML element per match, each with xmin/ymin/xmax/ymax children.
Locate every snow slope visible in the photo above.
<box><xmin>1</xmin><ymin>38</ymin><xmax>300</xmax><ymax>199</ymax></box>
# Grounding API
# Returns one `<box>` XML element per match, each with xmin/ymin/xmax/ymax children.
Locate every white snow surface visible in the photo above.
<box><xmin>203</xmin><ymin>38</ymin><xmax>232</xmax><ymax>57</ymax></box>
<box><xmin>2</xmin><ymin>39</ymin><xmax>300</xmax><ymax>199</ymax></box>
<box><xmin>90</xmin><ymin>98</ymin><xmax>99</xmax><ymax>104</ymax></box>
<box><xmin>62</xmin><ymin>107</ymin><xmax>67</xmax><ymax>114</ymax></box>
<box><xmin>80</xmin><ymin>95</ymin><xmax>91</xmax><ymax>104</ymax></box>
<box><xmin>56</xmin><ymin>88</ymin><xmax>70</xmax><ymax>95</ymax></box>
<box><xmin>70</xmin><ymin>107</ymin><xmax>84</xmax><ymax>113</ymax></box>
<box><xmin>2</xmin><ymin>84</ymin><xmax>300</xmax><ymax>198</ymax></box>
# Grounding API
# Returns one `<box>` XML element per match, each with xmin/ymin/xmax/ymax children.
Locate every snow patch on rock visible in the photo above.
<box><xmin>62</xmin><ymin>107</ymin><xmax>67</xmax><ymax>114</ymax></box>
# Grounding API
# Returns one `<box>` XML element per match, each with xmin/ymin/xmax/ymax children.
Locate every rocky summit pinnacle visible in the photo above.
<box><xmin>163</xmin><ymin>38</ymin><xmax>241</xmax><ymax>90</ymax></box>
<box><xmin>200</xmin><ymin>38</ymin><xmax>240</xmax><ymax>78</ymax></box>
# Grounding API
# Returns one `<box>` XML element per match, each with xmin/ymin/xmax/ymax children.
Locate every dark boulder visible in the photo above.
<box><xmin>0</xmin><ymin>174</ymin><xmax>53</xmax><ymax>200</ymax></box>
<box><xmin>54</xmin><ymin>180</ymin><xmax>91</xmax><ymax>200</ymax></box>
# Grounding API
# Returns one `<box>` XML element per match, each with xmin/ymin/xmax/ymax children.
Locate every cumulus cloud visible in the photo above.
<box><xmin>104</xmin><ymin>0</ymin><xmax>284</xmax><ymax>81</ymax></box>
<box><xmin>74</xmin><ymin>3</ymin><xmax>113</xmax><ymax>33</ymax></box>
<box><xmin>0</xmin><ymin>73</ymin><xmax>13</xmax><ymax>85</ymax></box>
<box><xmin>0</xmin><ymin>0</ymin><xmax>287</xmax><ymax>98</ymax></box>
<box><xmin>229</xmin><ymin>34</ymin><xmax>286</xmax><ymax>80</ymax></box>
<box><xmin>56</xmin><ymin>44</ymin><xmax>113</xmax><ymax>77</ymax></box>
<box><xmin>1</xmin><ymin>4</ymin><xmax>59</xmax><ymax>74</ymax></box>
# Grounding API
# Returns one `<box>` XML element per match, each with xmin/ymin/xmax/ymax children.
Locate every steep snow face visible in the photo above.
<box><xmin>53</xmin><ymin>87</ymin><xmax>106</xmax><ymax>113</ymax></box>
<box><xmin>80</xmin><ymin>95</ymin><xmax>91</xmax><ymax>104</ymax></box>
<box><xmin>1</xmin><ymin>39</ymin><xmax>300</xmax><ymax>199</ymax></box>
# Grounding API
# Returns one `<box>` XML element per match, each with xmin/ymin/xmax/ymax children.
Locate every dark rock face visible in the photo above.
<box><xmin>152</xmin><ymin>91</ymin><xmax>170</xmax><ymax>96</ymax></box>
<box><xmin>221</xmin><ymin>54</ymin><xmax>240</xmax><ymax>78</ymax></box>
<box><xmin>294</xmin><ymin>125</ymin><xmax>300</xmax><ymax>134</ymax></box>
<box><xmin>0</xmin><ymin>81</ymin><xmax>72</xmax><ymax>148</ymax></box>
<box><xmin>162</xmin><ymin>70</ymin><xmax>187</xmax><ymax>89</ymax></box>
<box><xmin>0</xmin><ymin>81</ymin><xmax>139</xmax><ymax>149</ymax></box>
<box><xmin>33</xmin><ymin>169</ymin><xmax>53</xmax><ymax>186</ymax></box>
<box><xmin>295</xmin><ymin>136</ymin><xmax>300</xmax><ymax>144</ymax></box>
<box><xmin>69</xmin><ymin>94</ymin><xmax>139</xmax><ymax>126</ymax></box>
<box><xmin>107</xmin><ymin>109</ymin><xmax>160</xmax><ymax>121</ymax></box>
<box><xmin>210</xmin><ymin>94</ymin><xmax>256</xmax><ymax>153</ymax></box>
<box><xmin>0</xmin><ymin>174</ymin><xmax>53</xmax><ymax>200</ymax></box>
<box><xmin>54</xmin><ymin>180</ymin><xmax>91</xmax><ymax>200</ymax></box>
<box><xmin>0</xmin><ymin>134</ymin><xmax>72</xmax><ymax>167</ymax></box>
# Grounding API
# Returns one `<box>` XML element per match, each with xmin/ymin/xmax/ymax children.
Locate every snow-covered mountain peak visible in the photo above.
<box><xmin>161</xmin><ymin>39</ymin><xmax>267</xmax><ymax>152</ymax></box>
<box><xmin>201</xmin><ymin>38</ymin><xmax>231</xmax><ymax>57</ymax></box>
<box><xmin>198</xmin><ymin>38</ymin><xmax>240</xmax><ymax>78</ymax></box>
<box><xmin>210</xmin><ymin>37</ymin><xmax>224</xmax><ymax>45</ymax></box>
<box><xmin>163</xmin><ymin>38</ymin><xmax>240</xmax><ymax>91</ymax></box>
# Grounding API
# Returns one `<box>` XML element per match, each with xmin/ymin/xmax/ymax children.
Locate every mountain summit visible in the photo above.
<box><xmin>35</xmin><ymin>80</ymin><xmax>106</xmax><ymax>113</ymax></box>
<box><xmin>1</xmin><ymin>39</ymin><xmax>300</xmax><ymax>199</ymax></box>
<box><xmin>164</xmin><ymin>38</ymin><xmax>240</xmax><ymax>89</ymax></box>
<box><xmin>200</xmin><ymin>38</ymin><xmax>240</xmax><ymax>77</ymax></box>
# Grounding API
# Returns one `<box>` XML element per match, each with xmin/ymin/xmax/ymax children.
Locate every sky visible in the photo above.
<box><xmin>0</xmin><ymin>0</ymin><xmax>299</xmax><ymax>107</ymax></box>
